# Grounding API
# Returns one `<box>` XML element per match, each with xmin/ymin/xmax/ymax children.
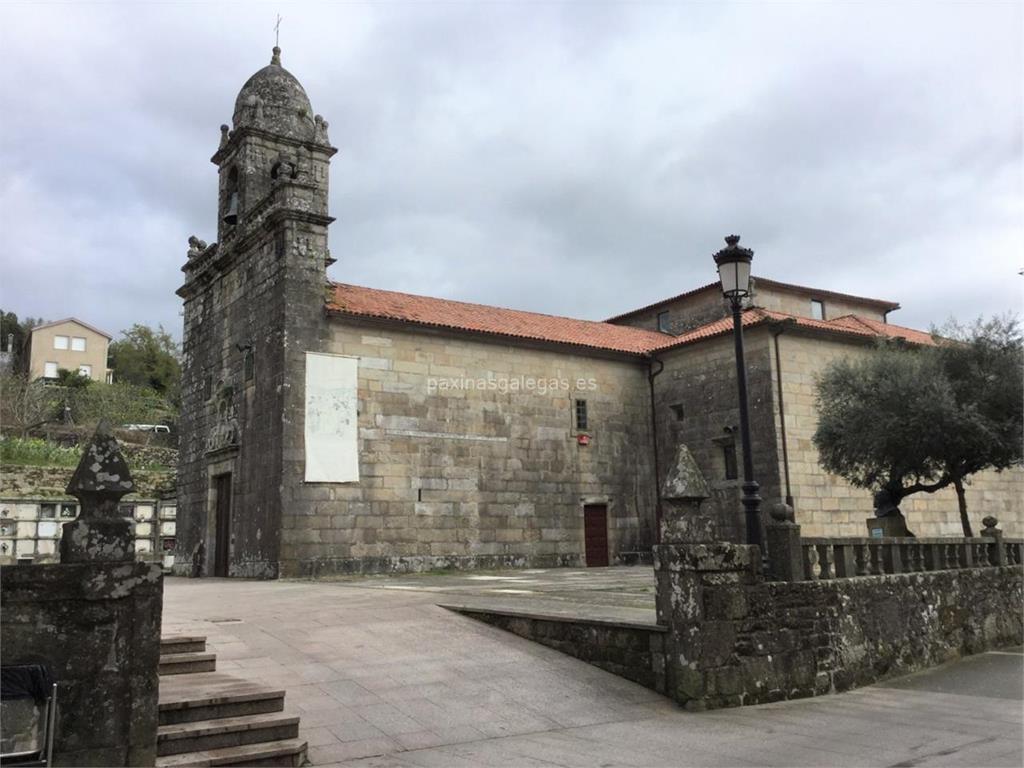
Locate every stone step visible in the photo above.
<box><xmin>159</xmin><ymin>672</ymin><xmax>286</xmax><ymax>725</ymax></box>
<box><xmin>157</xmin><ymin>712</ymin><xmax>300</xmax><ymax>757</ymax></box>
<box><xmin>161</xmin><ymin>636</ymin><xmax>208</xmax><ymax>655</ymax></box>
<box><xmin>160</xmin><ymin>652</ymin><xmax>217</xmax><ymax>676</ymax></box>
<box><xmin>154</xmin><ymin>738</ymin><xmax>308</xmax><ymax>767</ymax></box>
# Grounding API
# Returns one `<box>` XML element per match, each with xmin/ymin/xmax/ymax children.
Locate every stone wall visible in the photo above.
<box><xmin>448</xmin><ymin>607</ymin><xmax>667</xmax><ymax>692</ymax></box>
<box><xmin>654</xmin><ymin>541</ymin><xmax>1023</xmax><ymax>711</ymax></box>
<box><xmin>0</xmin><ymin>562</ymin><xmax>163</xmax><ymax>766</ymax></box>
<box><xmin>652</xmin><ymin>328</ymin><xmax>780</xmax><ymax>543</ymax></box>
<box><xmin>278</xmin><ymin>321</ymin><xmax>657</xmax><ymax>576</ymax></box>
<box><xmin>770</xmin><ymin>331</ymin><xmax>1024</xmax><ymax>537</ymax></box>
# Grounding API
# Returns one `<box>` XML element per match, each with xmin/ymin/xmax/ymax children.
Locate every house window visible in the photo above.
<box><xmin>78</xmin><ymin>365</ymin><xmax>92</xmax><ymax>378</ymax></box>
<box><xmin>40</xmin><ymin>503</ymin><xmax>57</xmax><ymax>519</ymax></box>
<box><xmin>723</xmin><ymin>443</ymin><xmax>738</xmax><ymax>480</ymax></box>
<box><xmin>657</xmin><ymin>311</ymin><xmax>671</xmax><ymax>333</ymax></box>
<box><xmin>71</xmin><ymin>336</ymin><xmax>87</xmax><ymax>352</ymax></box>
<box><xmin>53</xmin><ymin>335</ymin><xmax>69</xmax><ymax>350</ymax></box>
<box><xmin>575</xmin><ymin>399</ymin><xmax>588</xmax><ymax>431</ymax></box>
<box><xmin>811</xmin><ymin>299</ymin><xmax>825</xmax><ymax>320</ymax></box>
<box><xmin>43</xmin><ymin>362</ymin><xmax>59</xmax><ymax>379</ymax></box>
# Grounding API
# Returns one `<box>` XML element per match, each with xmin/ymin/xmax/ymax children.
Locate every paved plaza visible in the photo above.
<box><xmin>163</xmin><ymin>568</ymin><xmax>1023</xmax><ymax>767</ymax></box>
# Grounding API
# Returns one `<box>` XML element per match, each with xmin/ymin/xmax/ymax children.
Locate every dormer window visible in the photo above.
<box><xmin>811</xmin><ymin>299</ymin><xmax>825</xmax><ymax>320</ymax></box>
<box><xmin>657</xmin><ymin>311</ymin><xmax>671</xmax><ymax>333</ymax></box>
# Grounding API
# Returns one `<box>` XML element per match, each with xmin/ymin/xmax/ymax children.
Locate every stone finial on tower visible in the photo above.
<box><xmin>271</xmin><ymin>46</ymin><xmax>281</xmax><ymax>66</ymax></box>
<box><xmin>60</xmin><ymin>421</ymin><xmax>136</xmax><ymax>563</ymax></box>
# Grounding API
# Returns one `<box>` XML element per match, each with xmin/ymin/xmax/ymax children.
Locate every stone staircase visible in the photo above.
<box><xmin>157</xmin><ymin>636</ymin><xmax>307</xmax><ymax>767</ymax></box>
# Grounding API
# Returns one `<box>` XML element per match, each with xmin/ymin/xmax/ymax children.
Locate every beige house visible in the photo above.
<box><xmin>27</xmin><ymin>318</ymin><xmax>113</xmax><ymax>383</ymax></box>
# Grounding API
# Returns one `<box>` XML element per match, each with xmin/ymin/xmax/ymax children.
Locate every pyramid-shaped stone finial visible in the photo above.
<box><xmin>660</xmin><ymin>443</ymin><xmax>714</xmax><ymax>544</ymax></box>
<box><xmin>61</xmin><ymin>421</ymin><xmax>136</xmax><ymax>563</ymax></box>
<box><xmin>66</xmin><ymin>420</ymin><xmax>135</xmax><ymax>499</ymax></box>
<box><xmin>662</xmin><ymin>443</ymin><xmax>710</xmax><ymax>502</ymax></box>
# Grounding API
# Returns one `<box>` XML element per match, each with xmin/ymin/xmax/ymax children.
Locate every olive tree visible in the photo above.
<box><xmin>813</xmin><ymin>316</ymin><xmax>1022</xmax><ymax>536</ymax></box>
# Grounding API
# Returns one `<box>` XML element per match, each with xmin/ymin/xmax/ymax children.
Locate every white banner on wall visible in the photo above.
<box><xmin>304</xmin><ymin>352</ymin><xmax>360</xmax><ymax>483</ymax></box>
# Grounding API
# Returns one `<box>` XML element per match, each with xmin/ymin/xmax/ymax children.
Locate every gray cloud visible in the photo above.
<box><xmin>1</xmin><ymin>1</ymin><xmax>1020</xmax><ymax>341</ymax></box>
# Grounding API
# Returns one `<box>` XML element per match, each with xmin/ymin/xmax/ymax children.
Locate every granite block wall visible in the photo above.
<box><xmin>0</xmin><ymin>562</ymin><xmax>164</xmax><ymax>766</ymax></box>
<box><xmin>278</xmin><ymin>322</ymin><xmax>657</xmax><ymax>576</ymax></box>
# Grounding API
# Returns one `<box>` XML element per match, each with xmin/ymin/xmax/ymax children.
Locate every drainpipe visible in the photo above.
<box><xmin>770</xmin><ymin>320</ymin><xmax>796</xmax><ymax>508</ymax></box>
<box><xmin>647</xmin><ymin>355</ymin><xmax>665</xmax><ymax>545</ymax></box>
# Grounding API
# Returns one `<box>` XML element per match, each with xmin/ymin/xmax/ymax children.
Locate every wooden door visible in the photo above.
<box><xmin>583</xmin><ymin>504</ymin><xmax>609</xmax><ymax>567</ymax></box>
<box><xmin>213</xmin><ymin>474</ymin><xmax>232</xmax><ymax>577</ymax></box>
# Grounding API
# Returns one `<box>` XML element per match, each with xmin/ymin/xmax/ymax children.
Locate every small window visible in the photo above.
<box><xmin>43</xmin><ymin>362</ymin><xmax>59</xmax><ymax>379</ymax></box>
<box><xmin>244</xmin><ymin>348</ymin><xmax>255</xmax><ymax>382</ymax></box>
<box><xmin>53</xmin><ymin>335</ymin><xmax>69</xmax><ymax>350</ymax></box>
<box><xmin>657</xmin><ymin>311</ymin><xmax>671</xmax><ymax>333</ymax></box>
<box><xmin>71</xmin><ymin>336</ymin><xmax>87</xmax><ymax>352</ymax></box>
<box><xmin>723</xmin><ymin>443</ymin><xmax>738</xmax><ymax>480</ymax></box>
<box><xmin>810</xmin><ymin>299</ymin><xmax>825</xmax><ymax>320</ymax></box>
<box><xmin>669</xmin><ymin>403</ymin><xmax>685</xmax><ymax>421</ymax></box>
<box><xmin>575</xmin><ymin>399</ymin><xmax>588</xmax><ymax>431</ymax></box>
<box><xmin>78</xmin><ymin>365</ymin><xmax>92</xmax><ymax>378</ymax></box>
<box><xmin>40</xmin><ymin>503</ymin><xmax>57</xmax><ymax>519</ymax></box>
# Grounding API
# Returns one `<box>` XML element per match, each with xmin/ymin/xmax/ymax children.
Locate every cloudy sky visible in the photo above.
<box><xmin>1</xmin><ymin>1</ymin><xmax>1020</xmax><ymax>341</ymax></box>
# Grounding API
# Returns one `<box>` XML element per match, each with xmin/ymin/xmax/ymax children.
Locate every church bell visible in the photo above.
<box><xmin>223</xmin><ymin>192</ymin><xmax>239</xmax><ymax>226</ymax></box>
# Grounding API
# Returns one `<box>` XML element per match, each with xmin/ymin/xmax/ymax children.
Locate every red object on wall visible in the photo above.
<box><xmin>577</xmin><ymin>434</ymin><xmax>590</xmax><ymax>446</ymax></box>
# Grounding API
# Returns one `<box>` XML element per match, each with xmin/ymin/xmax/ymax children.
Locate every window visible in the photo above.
<box><xmin>669</xmin><ymin>403</ymin><xmax>685</xmax><ymax>421</ymax></box>
<box><xmin>723</xmin><ymin>443</ymin><xmax>738</xmax><ymax>480</ymax></box>
<box><xmin>811</xmin><ymin>299</ymin><xmax>825</xmax><ymax>320</ymax></box>
<box><xmin>53</xmin><ymin>335</ymin><xmax>69</xmax><ymax>350</ymax></box>
<box><xmin>657</xmin><ymin>311</ymin><xmax>671</xmax><ymax>333</ymax></box>
<box><xmin>244</xmin><ymin>348</ymin><xmax>255</xmax><ymax>382</ymax></box>
<box><xmin>78</xmin><ymin>365</ymin><xmax>92</xmax><ymax>378</ymax></box>
<box><xmin>575</xmin><ymin>399</ymin><xmax>588</xmax><ymax>431</ymax></box>
<box><xmin>43</xmin><ymin>362</ymin><xmax>59</xmax><ymax>379</ymax></box>
<box><xmin>40</xmin><ymin>503</ymin><xmax>57</xmax><ymax>519</ymax></box>
<box><xmin>71</xmin><ymin>336</ymin><xmax>87</xmax><ymax>352</ymax></box>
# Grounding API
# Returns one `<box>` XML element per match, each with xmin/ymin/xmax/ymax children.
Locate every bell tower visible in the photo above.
<box><xmin>176</xmin><ymin>46</ymin><xmax>336</xmax><ymax>579</ymax></box>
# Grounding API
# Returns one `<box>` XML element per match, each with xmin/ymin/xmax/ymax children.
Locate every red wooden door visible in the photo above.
<box><xmin>584</xmin><ymin>504</ymin><xmax>609</xmax><ymax>567</ymax></box>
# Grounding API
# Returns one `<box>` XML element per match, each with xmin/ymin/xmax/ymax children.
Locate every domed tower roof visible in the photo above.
<box><xmin>232</xmin><ymin>47</ymin><xmax>315</xmax><ymax>141</ymax></box>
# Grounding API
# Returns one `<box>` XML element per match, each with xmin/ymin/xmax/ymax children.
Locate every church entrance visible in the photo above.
<box><xmin>583</xmin><ymin>504</ymin><xmax>609</xmax><ymax>567</ymax></box>
<box><xmin>213</xmin><ymin>473</ymin><xmax>232</xmax><ymax>577</ymax></box>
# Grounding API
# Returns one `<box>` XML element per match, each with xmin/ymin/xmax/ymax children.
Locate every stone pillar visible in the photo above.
<box><xmin>765</xmin><ymin>502</ymin><xmax>803</xmax><ymax>582</ymax></box>
<box><xmin>654</xmin><ymin>541</ymin><xmax>762</xmax><ymax>710</ymax></box>
<box><xmin>60</xmin><ymin>422</ymin><xmax>136</xmax><ymax>563</ymax></box>
<box><xmin>1</xmin><ymin>422</ymin><xmax>162</xmax><ymax>766</ymax></box>
<box><xmin>981</xmin><ymin>516</ymin><xmax>1006</xmax><ymax>566</ymax></box>
<box><xmin>653</xmin><ymin>442</ymin><xmax>763</xmax><ymax>709</ymax></box>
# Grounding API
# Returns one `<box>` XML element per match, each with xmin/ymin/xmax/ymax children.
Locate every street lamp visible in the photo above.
<box><xmin>712</xmin><ymin>234</ymin><xmax>763</xmax><ymax>552</ymax></box>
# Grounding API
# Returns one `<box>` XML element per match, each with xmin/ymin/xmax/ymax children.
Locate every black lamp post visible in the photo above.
<box><xmin>712</xmin><ymin>235</ymin><xmax>763</xmax><ymax>552</ymax></box>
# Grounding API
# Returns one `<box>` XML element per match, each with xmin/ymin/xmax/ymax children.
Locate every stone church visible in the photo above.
<box><xmin>175</xmin><ymin>47</ymin><xmax>1023</xmax><ymax>578</ymax></box>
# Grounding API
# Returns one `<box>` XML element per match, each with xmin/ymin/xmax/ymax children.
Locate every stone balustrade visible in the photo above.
<box><xmin>768</xmin><ymin>509</ymin><xmax>1023</xmax><ymax>583</ymax></box>
<box><xmin>798</xmin><ymin>536</ymin><xmax>1024</xmax><ymax>581</ymax></box>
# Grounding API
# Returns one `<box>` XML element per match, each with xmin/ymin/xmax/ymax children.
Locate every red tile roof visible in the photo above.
<box><xmin>325</xmin><ymin>283</ymin><xmax>933</xmax><ymax>356</ymax></box>
<box><xmin>648</xmin><ymin>309</ymin><xmax>935</xmax><ymax>353</ymax></box>
<box><xmin>326</xmin><ymin>283</ymin><xmax>670</xmax><ymax>355</ymax></box>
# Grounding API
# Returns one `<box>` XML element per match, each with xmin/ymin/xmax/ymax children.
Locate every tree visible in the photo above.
<box><xmin>929</xmin><ymin>316</ymin><xmax>1024</xmax><ymax>535</ymax></box>
<box><xmin>813</xmin><ymin>318</ymin><xmax>1023</xmax><ymax>536</ymax></box>
<box><xmin>108</xmin><ymin>324</ymin><xmax>181</xmax><ymax>405</ymax></box>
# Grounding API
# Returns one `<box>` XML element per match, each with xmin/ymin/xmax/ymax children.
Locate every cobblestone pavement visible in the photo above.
<box><xmin>163</xmin><ymin>569</ymin><xmax>1023</xmax><ymax>768</ymax></box>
